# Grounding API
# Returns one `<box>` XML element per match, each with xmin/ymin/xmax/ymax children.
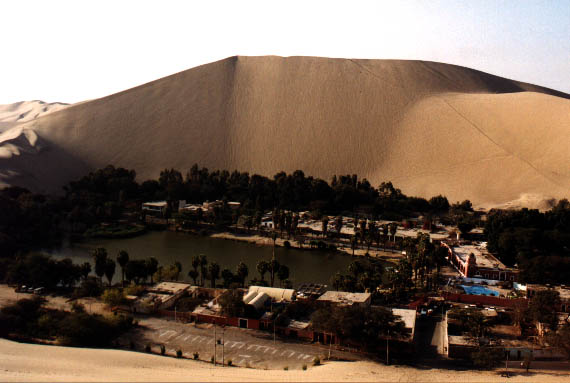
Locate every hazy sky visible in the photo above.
<box><xmin>1</xmin><ymin>0</ymin><xmax>568</xmax><ymax>104</ymax></box>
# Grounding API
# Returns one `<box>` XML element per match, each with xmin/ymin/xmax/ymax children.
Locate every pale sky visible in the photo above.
<box><xmin>1</xmin><ymin>0</ymin><xmax>568</xmax><ymax>104</ymax></box>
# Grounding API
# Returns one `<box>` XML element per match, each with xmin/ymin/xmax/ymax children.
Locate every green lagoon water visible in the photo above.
<box><xmin>48</xmin><ymin>231</ymin><xmax>354</xmax><ymax>287</ymax></box>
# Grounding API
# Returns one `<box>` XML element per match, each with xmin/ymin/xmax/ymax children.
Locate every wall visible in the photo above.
<box><xmin>441</xmin><ymin>292</ymin><xmax>527</xmax><ymax>308</ymax></box>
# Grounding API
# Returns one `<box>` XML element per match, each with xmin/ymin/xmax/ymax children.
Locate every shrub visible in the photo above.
<box><xmin>129</xmin><ymin>340</ymin><xmax>135</xmax><ymax>350</ymax></box>
<box><xmin>302</xmin><ymin>364</ymin><xmax>307</xmax><ymax>370</ymax></box>
<box><xmin>193</xmin><ymin>351</ymin><xmax>199</xmax><ymax>360</ymax></box>
<box><xmin>160</xmin><ymin>344</ymin><xmax>166</xmax><ymax>355</ymax></box>
<box><xmin>70</xmin><ymin>301</ymin><xmax>85</xmax><ymax>313</ymax></box>
<box><xmin>124</xmin><ymin>283</ymin><xmax>146</xmax><ymax>296</ymax></box>
<box><xmin>313</xmin><ymin>356</ymin><xmax>321</xmax><ymax>366</ymax></box>
<box><xmin>176</xmin><ymin>349</ymin><xmax>182</xmax><ymax>358</ymax></box>
<box><xmin>283</xmin><ymin>240</ymin><xmax>291</xmax><ymax>249</ymax></box>
<box><xmin>211</xmin><ymin>355</ymin><xmax>215</xmax><ymax>363</ymax></box>
<box><xmin>101</xmin><ymin>289</ymin><xmax>125</xmax><ymax>306</ymax></box>
<box><xmin>283</xmin><ymin>366</ymin><xmax>288</xmax><ymax>371</ymax></box>
<box><xmin>144</xmin><ymin>343</ymin><xmax>151</xmax><ymax>353</ymax></box>
<box><xmin>227</xmin><ymin>359</ymin><xmax>232</xmax><ymax>366</ymax></box>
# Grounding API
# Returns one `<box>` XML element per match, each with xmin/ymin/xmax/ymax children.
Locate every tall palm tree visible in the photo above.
<box><xmin>92</xmin><ymin>248</ymin><xmax>108</xmax><ymax>285</ymax></box>
<box><xmin>208</xmin><ymin>262</ymin><xmax>220</xmax><ymax>287</ymax></box>
<box><xmin>117</xmin><ymin>250</ymin><xmax>129</xmax><ymax>287</ymax></box>
<box><xmin>221</xmin><ymin>269</ymin><xmax>234</xmax><ymax>288</ymax></box>
<box><xmin>145</xmin><ymin>257</ymin><xmax>159</xmax><ymax>284</ymax></box>
<box><xmin>269</xmin><ymin>259</ymin><xmax>280</xmax><ymax>287</ymax></box>
<box><xmin>277</xmin><ymin>265</ymin><xmax>289</xmax><ymax>287</ymax></box>
<box><xmin>199</xmin><ymin>254</ymin><xmax>208</xmax><ymax>286</ymax></box>
<box><xmin>236</xmin><ymin>261</ymin><xmax>248</xmax><ymax>287</ymax></box>
<box><xmin>256</xmin><ymin>260</ymin><xmax>270</xmax><ymax>281</ymax></box>
<box><xmin>104</xmin><ymin>258</ymin><xmax>116</xmax><ymax>287</ymax></box>
<box><xmin>188</xmin><ymin>269</ymin><xmax>199</xmax><ymax>285</ymax></box>
<box><xmin>174</xmin><ymin>261</ymin><xmax>182</xmax><ymax>281</ymax></box>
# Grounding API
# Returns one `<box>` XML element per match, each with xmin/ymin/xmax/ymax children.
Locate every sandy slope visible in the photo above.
<box><xmin>1</xmin><ymin>338</ymin><xmax>569</xmax><ymax>382</ymax></box>
<box><xmin>1</xmin><ymin>56</ymin><xmax>568</xmax><ymax>207</ymax></box>
<box><xmin>0</xmin><ymin>100</ymin><xmax>69</xmax><ymax>131</ymax></box>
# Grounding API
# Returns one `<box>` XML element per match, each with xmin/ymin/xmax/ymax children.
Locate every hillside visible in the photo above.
<box><xmin>1</xmin><ymin>56</ymin><xmax>569</xmax><ymax>208</ymax></box>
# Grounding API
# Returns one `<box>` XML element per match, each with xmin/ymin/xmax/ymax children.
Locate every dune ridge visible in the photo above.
<box><xmin>1</xmin><ymin>56</ymin><xmax>568</xmax><ymax>207</ymax></box>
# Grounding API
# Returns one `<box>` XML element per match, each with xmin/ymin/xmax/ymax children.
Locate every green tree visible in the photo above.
<box><xmin>528</xmin><ymin>289</ymin><xmax>561</xmax><ymax>332</ymax></box>
<box><xmin>269</xmin><ymin>259</ymin><xmax>280</xmax><ymax>287</ymax></box>
<box><xmin>221</xmin><ymin>269</ymin><xmax>234</xmax><ymax>288</ymax></box>
<box><xmin>219</xmin><ymin>290</ymin><xmax>246</xmax><ymax>317</ymax></box>
<box><xmin>104</xmin><ymin>258</ymin><xmax>116</xmax><ymax>286</ymax></box>
<box><xmin>277</xmin><ymin>265</ymin><xmax>290</xmax><ymax>286</ymax></box>
<box><xmin>174</xmin><ymin>261</ymin><xmax>182</xmax><ymax>281</ymax></box>
<box><xmin>236</xmin><ymin>261</ymin><xmax>248</xmax><ymax>287</ymax></box>
<box><xmin>145</xmin><ymin>257</ymin><xmax>159</xmax><ymax>284</ymax></box>
<box><xmin>208</xmin><ymin>262</ymin><xmax>220</xmax><ymax>287</ymax></box>
<box><xmin>92</xmin><ymin>248</ymin><xmax>108</xmax><ymax>285</ymax></box>
<box><xmin>471</xmin><ymin>346</ymin><xmax>503</xmax><ymax>369</ymax></box>
<box><xmin>116</xmin><ymin>250</ymin><xmax>129</xmax><ymax>287</ymax></box>
<box><xmin>199</xmin><ymin>254</ymin><xmax>208</xmax><ymax>286</ymax></box>
<box><xmin>256</xmin><ymin>260</ymin><xmax>270</xmax><ymax>281</ymax></box>
<box><xmin>188</xmin><ymin>269</ymin><xmax>199</xmax><ymax>285</ymax></box>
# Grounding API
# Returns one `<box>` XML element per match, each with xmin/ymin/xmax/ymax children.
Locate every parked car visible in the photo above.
<box><xmin>33</xmin><ymin>287</ymin><xmax>45</xmax><ymax>295</ymax></box>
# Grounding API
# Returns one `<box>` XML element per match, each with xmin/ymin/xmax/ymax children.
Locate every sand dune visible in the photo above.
<box><xmin>0</xmin><ymin>100</ymin><xmax>69</xmax><ymax>132</ymax></box>
<box><xmin>1</xmin><ymin>56</ymin><xmax>568</xmax><ymax>207</ymax></box>
<box><xmin>1</xmin><ymin>338</ymin><xmax>568</xmax><ymax>382</ymax></box>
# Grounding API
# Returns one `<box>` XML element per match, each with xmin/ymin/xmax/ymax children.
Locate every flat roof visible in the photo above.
<box><xmin>451</xmin><ymin>244</ymin><xmax>506</xmax><ymax>269</ymax></box>
<box><xmin>392</xmin><ymin>308</ymin><xmax>416</xmax><ymax>330</ymax></box>
<box><xmin>143</xmin><ymin>201</ymin><xmax>167</xmax><ymax>207</ymax></box>
<box><xmin>149</xmin><ymin>282</ymin><xmax>191</xmax><ymax>295</ymax></box>
<box><xmin>317</xmin><ymin>291</ymin><xmax>371</xmax><ymax>305</ymax></box>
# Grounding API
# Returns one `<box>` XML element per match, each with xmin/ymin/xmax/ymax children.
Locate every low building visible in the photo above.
<box><xmin>316</xmin><ymin>291</ymin><xmax>371</xmax><ymax>307</ymax></box>
<box><xmin>133</xmin><ymin>282</ymin><xmax>191</xmax><ymax>314</ymax></box>
<box><xmin>392</xmin><ymin>308</ymin><xmax>417</xmax><ymax>341</ymax></box>
<box><xmin>443</xmin><ymin>242</ymin><xmax>519</xmax><ymax>282</ymax></box>
<box><xmin>142</xmin><ymin>201</ymin><xmax>168</xmax><ymax>217</ymax></box>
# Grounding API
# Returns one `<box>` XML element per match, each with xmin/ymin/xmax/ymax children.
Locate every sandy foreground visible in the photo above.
<box><xmin>0</xmin><ymin>338</ymin><xmax>567</xmax><ymax>382</ymax></box>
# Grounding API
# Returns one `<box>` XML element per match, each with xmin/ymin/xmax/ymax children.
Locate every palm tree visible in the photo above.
<box><xmin>117</xmin><ymin>250</ymin><xmax>129</xmax><ymax>287</ymax></box>
<box><xmin>199</xmin><ymin>254</ymin><xmax>208</xmax><ymax>286</ymax></box>
<box><xmin>331</xmin><ymin>272</ymin><xmax>344</xmax><ymax>291</ymax></box>
<box><xmin>236</xmin><ymin>262</ymin><xmax>248</xmax><ymax>287</ymax></box>
<box><xmin>191</xmin><ymin>255</ymin><xmax>200</xmax><ymax>275</ymax></box>
<box><xmin>92</xmin><ymin>248</ymin><xmax>108</xmax><ymax>285</ymax></box>
<box><xmin>80</xmin><ymin>262</ymin><xmax>91</xmax><ymax>280</ymax></box>
<box><xmin>277</xmin><ymin>265</ymin><xmax>289</xmax><ymax>286</ymax></box>
<box><xmin>350</xmin><ymin>235</ymin><xmax>357</xmax><ymax>256</ymax></box>
<box><xmin>188</xmin><ymin>269</ymin><xmax>199</xmax><ymax>285</ymax></box>
<box><xmin>174</xmin><ymin>261</ymin><xmax>182</xmax><ymax>281</ymax></box>
<box><xmin>104</xmin><ymin>258</ymin><xmax>116</xmax><ymax>286</ymax></box>
<box><xmin>221</xmin><ymin>269</ymin><xmax>234</xmax><ymax>288</ymax></box>
<box><xmin>145</xmin><ymin>257</ymin><xmax>159</xmax><ymax>284</ymax></box>
<box><xmin>208</xmin><ymin>262</ymin><xmax>220</xmax><ymax>287</ymax></box>
<box><xmin>321</xmin><ymin>217</ymin><xmax>329</xmax><ymax>238</ymax></box>
<box><xmin>256</xmin><ymin>260</ymin><xmax>270</xmax><ymax>281</ymax></box>
<box><xmin>269</xmin><ymin>259</ymin><xmax>280</xmax><ymax>287</ymax></box>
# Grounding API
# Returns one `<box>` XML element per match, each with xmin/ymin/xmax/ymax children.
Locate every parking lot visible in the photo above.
<box><xmin>127</xmin><ymin>317</ymin><xmax>358</xmax><ymax>369</ymax></box>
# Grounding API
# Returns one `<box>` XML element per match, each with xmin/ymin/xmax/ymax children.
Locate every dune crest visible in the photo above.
<box><xmin>1</xmin><ymin>56</ymin><xmax>568</xmax><ymax>207</ymax></box>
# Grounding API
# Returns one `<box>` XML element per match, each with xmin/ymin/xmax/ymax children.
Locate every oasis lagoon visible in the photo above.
<box><xmin>49</xmin><ymin>231</ymin><xmax>356</xmax><ymax>287</ymax></box>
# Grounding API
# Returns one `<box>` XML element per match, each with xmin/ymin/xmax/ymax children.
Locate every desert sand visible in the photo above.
<box><xmin>1</xmin><ymin>338</ymin><xmax>568</xmax><ymax>382</ymax></box>
<box><xmin>0</xmin><ymin>100</ymin><xmax>69</xmax><ymax>132</ymax></box>
<box><xmin>0</xmin><ymin>56</ymin><xmax>568</xmax><ymax>207</ymax></box>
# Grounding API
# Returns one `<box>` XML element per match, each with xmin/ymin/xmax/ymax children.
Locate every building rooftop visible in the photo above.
<box><xmin>143</xmin><ymin>201</ymin><xmax>167</xmax><ymax>207</ymax></box>
<box><xmin>317</xmin><ymin>291</ymin><xmax>371</xmax><ymax>305</ymax></box>
<box><xmin>392</xmin><ymin>308</ymin><xmax>416</xmax><ymax>331</ymax></box>
<box><xmin>149</xmin><ymin>282</ymin><xmax>191</xmax><ymax>295</ymax></box>
<box><xmin>451</xmin><ymin>243</ymin><xmax>507</xmax><ymax>270</ymax></box>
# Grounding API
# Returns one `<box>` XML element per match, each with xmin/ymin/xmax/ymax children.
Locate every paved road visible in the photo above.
<box><xmin>126</xmin><ymin>317</ymin><xmax>358</xmax><ymax>369</ymax></box>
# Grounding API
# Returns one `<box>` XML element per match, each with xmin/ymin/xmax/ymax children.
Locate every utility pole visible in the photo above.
<box><xmin>328</xmin><ymin>333</ymin><xmax>333</xmax><ymax>360</ymax></box>
<box><xmin>222</xmin><ymin>326</ymin><xmax>225</xmax><ymax>367</ymax></box>
<box><xmin>386</xmin><ymin>329</ymin><xmax>389</xmax><ymax>365</ymax></box>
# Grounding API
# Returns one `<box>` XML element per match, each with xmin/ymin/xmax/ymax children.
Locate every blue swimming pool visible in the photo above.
<box><xmin>460</xmin><ymin>285</ymin><xmax>499</xmax><ymax>296</ymax></box>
